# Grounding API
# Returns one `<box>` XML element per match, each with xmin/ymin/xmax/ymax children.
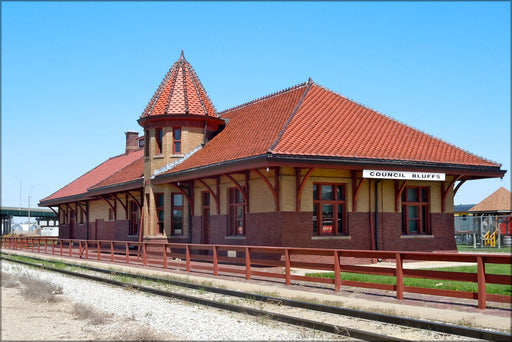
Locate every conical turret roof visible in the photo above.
<box><xmin>141</xmin><ymin>51</ymin><xmax>217</xmax><ymax>118</ymax></box>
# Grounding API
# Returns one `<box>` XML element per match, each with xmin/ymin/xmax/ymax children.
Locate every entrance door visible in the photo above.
<box><xmin>202</xmin><ymin>192</ymin><xmax>210</xmax><ymax>245</ymax></box>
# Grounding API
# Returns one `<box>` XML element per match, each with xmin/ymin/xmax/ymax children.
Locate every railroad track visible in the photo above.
<box><xmin>1</xmin><ymin>252</ymin><xmax>510</xmax><ymax>341</ymax></box>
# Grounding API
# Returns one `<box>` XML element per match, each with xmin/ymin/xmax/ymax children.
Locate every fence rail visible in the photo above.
<box><xmin>1</xmin><ymin>237</ymin><xmax>510</xmax><ymax>310</ymax></box>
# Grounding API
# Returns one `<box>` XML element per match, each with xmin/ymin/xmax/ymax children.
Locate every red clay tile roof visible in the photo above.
<box><xmin>469</xmin><ymin>187</ymin><xmax>512</xmax><ymax>213</ymax></box>
<box><xmin>158</xmin><ymin>80</ymin><xmax>500</xmax><ymax>178</ymax></box>
<box><xmin>272</xmin><ymin>83</ymin><xmax>498</xmax><ymax>167</ymax></box>
<box><xmin>40</xmin><ymin>149</ymin><xmax>144</xmax><ymax>204</ymax></box>
<box><xmin>166</xmin><ymin>83</ymin><xmax>309</xmax><ymax>173</ymax></box>
<box><xmin>89</xmin><ymin>156</ymin><xmax>144</xmax><ymax>191</ymax></box>
<box><xmin>140</xmin><ymin>50</ymin><xmax>217</xmax><ymax>118</ymax></box>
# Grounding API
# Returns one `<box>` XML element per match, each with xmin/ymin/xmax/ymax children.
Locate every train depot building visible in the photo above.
<box><xmin>39</xmin><ymin>52</ymin><xmax>506</xmax><ymax>252</ymax></box>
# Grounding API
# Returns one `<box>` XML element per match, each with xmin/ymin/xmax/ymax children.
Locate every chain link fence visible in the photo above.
<box><xmin>454</xmin><ymin>215</ymin><xmax>512</xmax><ymax>248</ymax></box>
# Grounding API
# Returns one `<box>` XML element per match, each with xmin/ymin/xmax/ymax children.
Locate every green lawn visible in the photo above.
<box><xmin>457</xmin><ymin>245</ymin><xmax>511</xmax><ymax>253</ymax></box>
<box><xmin>307</xmin><ymin>263</ymin><xmax>512</xmax><ymax>296</ymax></box>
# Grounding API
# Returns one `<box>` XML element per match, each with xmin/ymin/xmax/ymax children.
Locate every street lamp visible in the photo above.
<box><xmin>28</xmin><ymin>184</ymin><xmax>39</xmax><ymax>232</ymax></box>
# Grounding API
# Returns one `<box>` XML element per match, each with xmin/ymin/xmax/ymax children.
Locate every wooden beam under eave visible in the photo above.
<box><xmin>172</xmin><ymin>182</ymin><xmax>195</xmax><ymax>217</ymax></box>
<box><xmin>395</xmin><ymin>180</ymin><xmax>408</xmax><ymax>212</ymax></box>
<box><xmin>351</xmin><ymin>171</ymin><xmax>365</xmax><ymax>212</ymax></box>
<box><xmin>253</xmin><ymin>167</ymin><xmax>280</xmax><ymax>212</ymax></box>
<box><xmin>225</xmin><ymin>173</ymin><xmax>250</xmax><ymax>213</ymax></box>
<box><xmin>441</xmin><ymin>175</ymin><xmax>462</xmax><ymax>213</ymax></box>
<box><xmin>295</xmin><ymin>167</ymin><xmax>314</xmax><ymax>212</ymax></box>
<box><xmin>197</xmin><ymin>178</ymin><xmax>220</xmax><ymax>215</ymax></box>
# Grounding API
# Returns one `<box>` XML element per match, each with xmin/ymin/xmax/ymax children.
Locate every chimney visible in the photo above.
<box><xmin>125</xmin><ymin>131</ymin><xmax>139</xmax><ymax>153</ymax></box>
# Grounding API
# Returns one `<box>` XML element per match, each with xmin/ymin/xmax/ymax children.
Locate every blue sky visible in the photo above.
<box><xmin>2</xmin><ymin>1</ymin><xmax>510</xmax><ymax>214</ymax></box>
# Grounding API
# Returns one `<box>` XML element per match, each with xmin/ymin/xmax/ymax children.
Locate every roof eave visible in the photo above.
<box><xmin>152</xmin><ymin>153</ymin><xmax>506</xmax><ymax>184</ymax></box>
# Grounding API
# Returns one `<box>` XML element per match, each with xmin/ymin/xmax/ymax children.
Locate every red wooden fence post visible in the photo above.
<box><xmin>245</xmin><ymin>247</ymin><xmax>251</xmax><ymax>280</ymax></box>
<box><xmin>110</xmin><ymin>241</ymin><xmax>114</xmax><ymax>262</ymax></box>
<box><xmin>69</xmin><ymin>240</ymin><xmax>73</xmax><ymax>257</ymax></box>
<box><xmin>44</xmin><ymin>239</ymin><xmax>47</xmax><ymax>254</ymax></box>
<box><xmin>126</xmin><ymin>243</ymin><xmax>130</xmax><ymax>264</ymax></box>
<box><xmin>213</xmin><ymin>246</ymin><xmax>218</xmax><ymax>276</ymax></box>
<box><xmin>143</xmin><ymin>243</ymin><xmax>147</xmax><ymax>266</ymax></box>
<box><xmin>59</xmin><ymin>240</ymin><xmax>63</xmax><ymax>256</ymax></box>
<box><xmin>186</xmin><ymin>245</ymin><xmax>191</xmax><ymax>272</ymax></box>
<box><xmin>79</xmin><ymin>241</ymin><xmax>82</xmax><ymax>258</ymax></box>
<box><xmin>334</xmin><ymin>250</ymin><xmax>341</xmax><ymax>292</ymax></box>
<box><xmin>85</xmin><ymin>240</ymin><xmax>89</xmax><ymax>259</ymax></box>
<box><xmin>285</xmin><ymin>249</ymin><xmax>291</xmax><ymax>286</ymax></box>
<box><xmin>164</xmin><ymin>244</ymin><xmax>169</xmax><ymax>269</ymax></box>
<box><xmin>477</xmin><ymin>256</ymin><xmax>487</xmax><ymax>309</ymax></box>
<box><xmin>37</xmin><ymin>238</ymin><xmax>40</xmax><ymax>253</ymax></box>
<box><xmin>97</xmin><ymin>241</ymin><xmax>101</xmax><ymax>260</ymax></box>
<box><xmin>396</xmin><ymin>252</ymin><xmax>404</xmax><ymax>300</ymax></box>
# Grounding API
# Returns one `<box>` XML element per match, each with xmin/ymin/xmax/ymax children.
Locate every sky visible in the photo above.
<box><xmin>1</xmin><ymin>1</ymin><xmax>510</xmax><ymax>218</ymax></box>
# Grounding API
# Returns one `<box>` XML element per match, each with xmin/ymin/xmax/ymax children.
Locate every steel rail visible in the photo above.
<box><xmin>2</xmin><ymin>252</ymin><xmax>510</xmax><ymax>341</ymax></box>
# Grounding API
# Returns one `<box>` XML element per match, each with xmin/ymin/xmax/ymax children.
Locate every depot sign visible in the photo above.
<box><xmin>363</xmin><ymin>170</ymin><xmax>445</xmax><ymax>181</ymax></box>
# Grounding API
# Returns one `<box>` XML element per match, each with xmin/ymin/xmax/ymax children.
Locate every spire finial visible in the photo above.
<box><xmin>308</xmin><ymin>77</ymin><xmax>313</xmax><ymax>84</ymax></box>
<box><xmin>180</xmin><ymin>50</ymin><xmax>185</xmax><ymax>59</ymax></box>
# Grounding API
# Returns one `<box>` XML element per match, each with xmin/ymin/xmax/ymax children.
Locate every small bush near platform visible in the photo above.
<box><xmin>18</xmin><ymin>274</ymin><xmax>63</xmax><ymax>302</ymax></box>
<box><xmin>72</xmin><ymin>303</ymin><xmax>111</xmax><ymax>325</ymax></box>
<box><xmin>1</xmin><ymin>272</ymin><xmax>20</xmax><ymax>288</ymax></box>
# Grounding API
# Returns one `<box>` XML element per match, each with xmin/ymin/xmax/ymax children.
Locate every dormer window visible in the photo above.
<box><xmin>173</xmin><ymin>127</ymin><xmax>181</xmax><ymax>154</ymax></box>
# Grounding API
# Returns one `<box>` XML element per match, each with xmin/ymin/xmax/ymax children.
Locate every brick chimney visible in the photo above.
<box><xmin>125</xmin><ymin>131</ymin><xmax>139</xmax><ymax>153</ymax></box>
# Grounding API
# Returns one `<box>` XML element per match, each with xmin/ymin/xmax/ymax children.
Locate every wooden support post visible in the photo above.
<box><xmin>334</xmin><ymin>250</ymin><xmax>341</xmax><ymax>292</ymax></box>
<box><xmin>79</xmin><ymin>241</ymin><xmax>82</xmax><ymax>258</ymax></box>
<box><xmin>44</xmin><ymin>239</ymin><xmax>47</xmax><ymax>254</ymax></box>
<box><xmin>396</xmin><ymin>253</ymin><xmax>404</xmax><ymax>300</ymax></box>
<box><xmin>245</xmin><ymin>247</ymin><xmax>251</xmax><ymax>280</ymax></box>
<box><xmin>60</xmin><ymin>240</ymin><xmax>63</xmax><ymax>256</ymax></box>
<box><xmin>69</xmin><ymin>241</ymin><xmax>73</xmax><ymax>257</ymax></box>
<box><xmin>85</xmin><ymin>241</ymin><xmax>88</xmax><ymax>259</ymax></box>
<box><xmin>97</xmin><ymin>241</ymin><xmax>101</xmax><ymax>261</ymax></box>
<box><xmin>477</xmin><ymin>256</ymin><xmax>486</xmax><ymax>309</ymax></box>
<box><xmin>37</xmin><ymin>238</ymin><xmax>40</xmax><ymax>253</ymax></box>
<box><xmin>285</xmin><ymin>249</ymin><xmax>291</xmax><ymax>286</ymax></box>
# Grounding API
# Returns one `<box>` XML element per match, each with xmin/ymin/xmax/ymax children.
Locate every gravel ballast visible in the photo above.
<box><xmin>1</xmin><ymin>261</ymin><xmax>338</xmax><ymax>340</ymax></box>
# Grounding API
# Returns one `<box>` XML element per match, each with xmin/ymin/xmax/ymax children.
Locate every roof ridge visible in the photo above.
<box><xmin>269</xmin><ymin>78</ymin><xmax>314</xmax><ymax>152</ymax></box>
<box><xmin>312</xmin><ymin>83</ymin><xmax>501</xmax><ymax>167</ymax></box>
<box><xmin>219</xmin><ymin>81</ymin><xmax>309</xmax><ymax>115</ymax></box>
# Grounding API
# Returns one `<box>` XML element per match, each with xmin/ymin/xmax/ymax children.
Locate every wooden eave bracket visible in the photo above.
<box><xmin>351</xmin><ymin>171</ymin><xmax>365</xmax><ymax>212</ymax></box>
<box><xmin>197</xmin><ymin>178</ymin><xmax>221</xmax><ymax>215</ymax></box>
<box><xmin>296</xmin><ymin>167</ymin><xmax>314</xmax><ymax>211</ymax></box>
<box><xmin>395</xmin><ymin>180</ymin><xmax>408</xmax><ymax>212</ymax></box>
<box><xmin>172</xmin><ymin>182</ymin><xmax>195</xmax><ymax>216</ymax></box>
<box><xmin>225</xmin><ymin>173</ymin><xmax>250</xmax><ymax>213</ymax></box>
<box><xmin>253</xmin><ymin>167</ymin><xmax>280</xmax><ymax>212</ymax></box>
<box><xmin>99</xmin><ymin>195</ymin><xmax>117</xmax><ymax>220</ymax></box>
<box><xmin>441</xmin><ymin>176</ymin><xmax>464</xmax><ymax>213</ymax></box>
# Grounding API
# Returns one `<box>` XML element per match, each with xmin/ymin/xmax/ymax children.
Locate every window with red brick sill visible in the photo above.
<box><xmin>155</xmin><ymin>128</ymin><xmax>163</xmax><ymax>155</ymax></box>
<box><xmin>402</xmin><ymin>186</ymin><xmax>431</xmax><ymax>235</ymax></box>
<box><xmin>155</xmin><ymin>193</ymin><xmax>164</xmax><ymax>234</ymax></box>
<box><xmin>171</xmin><ymin>193</ymin><xmax>183</xmax><ymax>236</ymax></box>
<box><xmin>173</xmin><ymin>127</ymin><xmax>181</xmax><ymax>154</ymax></box>
<box><xmin>313</xmin><ymin>183</ymin><xmax>348</xmax><ymax>236</ymax></box>
<box><xmin>228</xmin><ymin>187</ymin><xmax>245</xmax><ymax>236</ymax></box>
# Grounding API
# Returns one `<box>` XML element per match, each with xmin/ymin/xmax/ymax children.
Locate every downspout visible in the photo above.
<box><xmin>86</xmin><ymin>201</ymin><xmax>90</xmax><ymax>240</ymax></box>
<box><xmin>374</xmin><ymin>180</ymin><xmax>381</xmax><ymax>250</ymax></box>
